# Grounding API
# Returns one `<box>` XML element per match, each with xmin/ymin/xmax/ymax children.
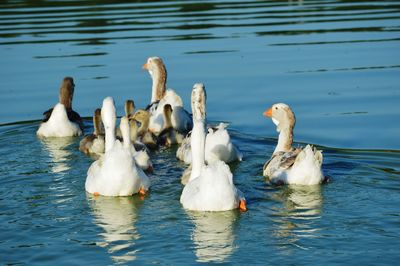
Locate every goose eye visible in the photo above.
<box><xmin>275</xmin><ymin>106</ymin><xmax>278</xmax><ymax>110</ymax></box>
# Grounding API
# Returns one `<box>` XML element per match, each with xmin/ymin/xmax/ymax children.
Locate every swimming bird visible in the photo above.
<box><xmin>157</xmin><ymin>104</ymin><xmax>185</xmax><ymax>146</ymax></box>
<box><xmin>117</xmin><ymin>100</ymin><xmax>138</xmax><ymax>143</ymax></box>
<box><xmin>125</xmin><ymin>100</ymin><xmax>153</xmax><ymax>172</ymax></box>
<box><xmin>111</xmin><ymin>100</ymin><xmax>153</xmax><ymax>172</ymax></box>
<box><xmin>180</xmin><ymin>83</ymin><xmax>246</xmax><ymax>212</ymax></box>
<box><xmin>85</xmin><ymin>97</ymin><xmax>150</xmax><ymax>196</ymax></box>
<box><xmin>37</xmin><ymin>77</ymin><xmax>83</xmax><ymax>137</ymax></box>
<box><xmin>79</xmin><ymin>108</ymin><xmax>105</xmax><ymax>155</ymax></box>
<box><xmin>176</xmin><ymin>123</ymin><xmax>242</xmax><ymax>165</ymax></box>
<box><xmin>125</xmin><ymin>101</ymin><xmax>153</xmax><ymax>171</ymax></box>
<box><xmin>263</xmin><ymin>103</ymin><xmax>324</xmax><ymax>185</ymax></box>
<box><xmin>131</xmin><ymin>109</ymin><xmax>158</xmax><ymax>150</ymax></box>
<box><xmin>142</xmin><ymin>56</ymin><xmax>192</xmax><ymax>135</ymax></box>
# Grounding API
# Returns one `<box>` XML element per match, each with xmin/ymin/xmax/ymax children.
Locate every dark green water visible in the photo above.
<box><xmin>1</xmin><ymin>0</ymin><xmax>399</xmax><ymax>264</ymax></box>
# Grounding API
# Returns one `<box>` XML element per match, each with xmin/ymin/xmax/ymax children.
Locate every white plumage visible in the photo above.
<box><xmin>181</xmin><ymin>161</ymin><xmax>244</xmax><ymax>211</ymax></box>
<box><xmin>85</xmin><ymin>97</ymin><xmax>150</xmax><ymax>196</ymax></box>
<box><xmin>263</xmin><ymin>103</ymin><xmax>324</xmax><ymax>185</ymax></box>
<box><xmin>180</xmin><ymin>83</ymin><xmax>246</xmax><ymax>212</ymax></box>
<box><xmin>37</xmin><ymin>77</ymin><xmax>83</xmax><ymax>138</ymax></box>
<box><xmin>37</xmin><ymin>103</ymin><xmax>82</xmax><ymax>137</ymax></box>
<box><xmin>143</xmin><ymin>56</ymin><xmax>192</xmax><ymax>135</ymax></box>
<box><xmin>176</xmin><ymin>123</ymin><xmax>242</xmax><ymax>165</ymax></box>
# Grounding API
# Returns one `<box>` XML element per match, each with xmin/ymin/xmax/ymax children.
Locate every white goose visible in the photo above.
<box><xmin>263</xmin><ymin>103</ymin><xmax>324</xmax><ymax>185</ymax></box>
<box><xmin>85</xmin><ymin>97</ymin><xmax>150</xmax><ymax>196</ymax></box>
<box><xmin>79</xmin><ymin>108</ymin><xmax>105</xmax><ymax>155</ymax></box>
<box><xmin>143</xmin><ymin>56</ymin><xmax>192</xmax><ymax>135</ymax></box>
<box><xmin>176</xmin><ymin>123</ymin><xmax>243</xmax><ymax>165</ymax></box>
<box><xmin>37</xmin><ymin>77</ymin><xmax>83</xmax><ymax>137</ymax></box>
<box><xmin>180</xmin><ymin>83</ymin><xmax>246</xmax><ymax>212</ymax></box>
<box><xmin>101</xmin><ymin>100</ymin><xmax>152</xmax><ymax>172</ymax></box>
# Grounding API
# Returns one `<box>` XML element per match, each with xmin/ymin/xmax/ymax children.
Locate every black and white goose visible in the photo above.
<box><xmin>37</xmin><ymin>77</ymin><xmax>83</xmax><ymax>137</ymax></box>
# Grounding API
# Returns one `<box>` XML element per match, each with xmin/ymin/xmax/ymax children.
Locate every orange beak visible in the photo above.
<box><xmin>93</xmin><ymin>192</ymin><xmax>100</xmax><ymax>196</ymax></box>
<box><xmin>263</xmin><ymin>107</ymin><xmax>272</xmax><ymax>117</ymax></box>
<box><xmin>139</xmin><ymin>187</ymin><xmax>147</xmax><ymax>196</ymax></box>
<box><xmin>239</xmin><ymin>199</ymin><xmax>247</xmax><ymax>212</ymax></box>
<box><xmin>142</xmin><ymin>63</ymin><xmax>149</xmax><ymax>70</ymax></box>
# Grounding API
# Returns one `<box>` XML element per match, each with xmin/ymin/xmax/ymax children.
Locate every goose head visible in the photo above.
<box><xmin>132</xmin><ymin>109</ymin><xmax>150</xmax><ymax>125</ymax></box>
<box><xmin>125</xmin><ymin>100</ymin><xmax>135</xmax><ymax>118</ymax></box>
<box><xmin>101</xmin><ymin>97</ymin><xmax>117</xmax><ymax>152</ymax></box>
<box><xmin>119</xmin><ymin>116</ymin><xmax>131</xmax><ymax>149</ymax></box>
<box><xmin>142</xmin><ymin>56</ymin><xmax>167</xmax><ymax>102</ymax></box>
<box><xmin>263</xmin><ymin>103</ymin><xmax>296</xmax><ymax>132</ymax></box>
<box><xmin>101</xmin><ymin>97</ymin><xmax>116</xmax><ymax>132</ymax></box>
<box><xmin>59</xmin><ymin>76</ymin><xmax>75</xmax><ymax>110</ymax></box>
<box><xmin>191</xmin><ymin>83</ymin><xmax>206</xmax><ymax>122</ymax></box>
<box><xmin>163</xmin><ymin>104</ymin><xmax>173</xmax><ymax>128</ymax></box>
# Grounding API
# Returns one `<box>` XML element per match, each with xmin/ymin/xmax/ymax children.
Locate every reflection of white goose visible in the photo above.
<box><xmin>286</xmin><ymin>185</ymin><xmax>322</xmax><ymax>216</ymax></box>
<box><xmin>180</xmin><ymin>83</ymin><xmax>246</xmax><ymax>212</ymax></box>
<box><xmin>189</xmin><ymin>211</ymin><xmax>238</xmax><ymax>263</ymax></box>
<box><xmin>40</xmin><ymin>137</ymin><xmax>74</xmax><ymax>173</ymax></box>
<box><xmin>272</xmin><ymin>185</ymin><xmax>323</xmax><ymax>249</ymax></box>
<box><xmin>85</xmin><ymin>97</ymin><xmax>150</xmax><ymax>196</ymax></box>
<box><xmin>88</xmin><ymin>196</ymin><xmax>142</xmax><ymax>264</ymax></box>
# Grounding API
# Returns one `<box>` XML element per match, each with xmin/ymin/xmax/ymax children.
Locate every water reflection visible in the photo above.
<box><xmin>39</xmin><ymin>137</ymin><xmax>75</xmax><ymax>173</ymax></box>
<box><xmin>88</xmin><ymin>196</ymin><xmax>142</xmax><ymax>264</ymax></box>
<box><xmin>271</xmin><ymin>185</ymin><xmax>323</xmax><ymax>252</ymax></box>
<box><xmin>188</xmin><ymin>211</ymin><xmax>238</xmax><ymax>263</ymax></box>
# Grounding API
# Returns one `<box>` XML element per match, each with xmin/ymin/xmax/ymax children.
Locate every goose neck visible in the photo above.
<box><xmin>93</xmin><ymin>112</ymin><xmax>102</xmax><ymax>136</ymax></box>
<box><xmin>189</xmin><ymin>120</ymin><xmax>206</xmax><ymax>182</ymax></box>
<box><xmin>151</xmin><ymin>71</ymin><xmax>166</xmax><ymax>103</ymax></box>
<box><xmin>274</xmin><ymin>127</ymin><xmax>293</xmax><ymax>154</ymax></box>
<box><xmin>104</xmin><ymin>125</ymin><xmax>115</xmax><ymax>152</ymax></box>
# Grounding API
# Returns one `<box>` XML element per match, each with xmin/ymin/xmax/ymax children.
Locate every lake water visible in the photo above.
<box><xmin>1</xmin><ymin>0</ymin><xmax>399</xmax><ymax>264</ymax></box>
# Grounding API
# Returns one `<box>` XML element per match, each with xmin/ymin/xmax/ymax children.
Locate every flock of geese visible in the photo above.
<box><xmin>36</xmin><ymin>56</ymin><xmax>326</xmax><ymax>212</ymax></box>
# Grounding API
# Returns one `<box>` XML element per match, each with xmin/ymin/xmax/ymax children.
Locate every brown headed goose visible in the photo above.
<box><xmin>142</xmin><ymin>56</ymin><xmax>192</xmax><ymax>135</ymax></box>
<box><xmin>131</xmin><ymin>109</ymin><xmax>158</xmax><ymax>150</ymax></box>
<box><xmin>79</xmin><ymin>108</ymin><xmax>105</xmax><ymax>155</ymax></box>
<box><xmin>180</xmin><ymin>83</ymin><xmax>246</xmax><ymax>212</ymax></box>
<box><xmin>116</xmin><ymin>100</ymin><xmax>135</xmax><ymax>140</ymax></box>
<box><xmin>263</xmin><ymin>103</ymin><xmax>324</xmax><ymax>185</ymax></box>
<box><xmin>118</xmin><ymin>100</ymin><xmax>148</xmax><ymax>151</ymax></box>
<box><xmin>157</xmin><ymin>104</ymin><xmax>185</xmax><ymax>146</ymax></box>
<box><xmin>37</xmin><ymin>77</ymin><xmax>83</xmax><ymax>137</ymax></box>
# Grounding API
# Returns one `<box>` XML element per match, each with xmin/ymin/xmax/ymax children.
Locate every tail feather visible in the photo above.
<box><xmin>289</xmin><ymin>144</ymin><xmax>324</xmax><ymax>185</ymax></box>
